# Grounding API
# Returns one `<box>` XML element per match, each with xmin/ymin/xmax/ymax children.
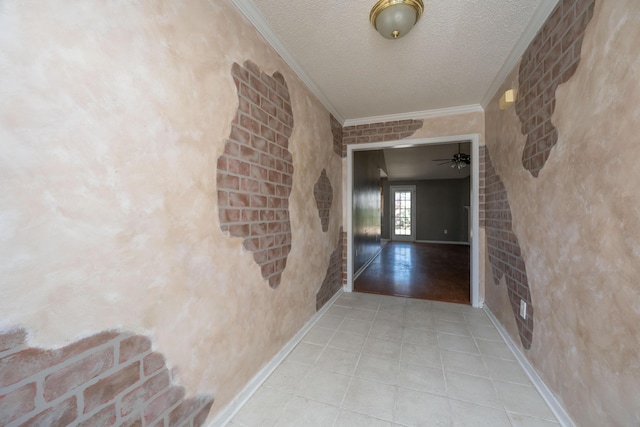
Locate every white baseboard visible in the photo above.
<box><xmin>483</xmin><ymin>307</ymin><xmax>575</xmax><ymax>427</ymax></box>
<box><xmin>353</xmin><ymin>245</ymin><xmax>384</xmax><ymax>281</ymax></box>
<box><xmin>415</xmin><ymin>240</ymin><xmax>470</xmax><ymax>245</ymax></box>
<box><xmin>209</xmin><ymin>289</ymin><xmax>344</xmax><ymax>427</ymax></box>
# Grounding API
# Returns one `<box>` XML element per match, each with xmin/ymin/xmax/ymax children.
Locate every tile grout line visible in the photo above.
<box><xmin>334</xmin><ymin>296</ymin><xmax>379</xmax><ymax>425</ymax></box>
<box><xmin>231</xmin><ymin>294</ymin><xmax>563</xmax><ymax>426</ymax></box>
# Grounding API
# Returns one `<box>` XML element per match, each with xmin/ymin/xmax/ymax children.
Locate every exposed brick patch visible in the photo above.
<box><xmin>120</xmin><ymin>370</ymin><xmax>171</xmax><ymax>417</ymax></box>
<box><xmin>516</xmin><ymin>0</ymin><xmax>595</xmax><ymax>177</ymax></box>
<box><xmin>342</xmin><ymin>119</ymin><xmax>423</xmax><ymax>157</ymax></box>
<box><xmin>0</xmin><ymin>328</ymin><xmax>213</xmax><ymax>426</ymax></box>
<box><xmin>217</xmin><ymin>60</ymin><xmax>294</xmax><ymax>289</ymax></box>
<box><xmin>330</xmin><ymin>114</ymin><xmax>343</xmax><ymax>157</ymax></box>
<box><xmin>313</xmin><ymin>169</ymin><xmax>333</xmax><ymax>232</ymax></box>
<box><xmin>78</xmin><ymin>404</ymin><xmax>116</xmax><ymax>427</ymax></box>
<box><xmin>316</xmin><ymin>227</ymin><xmax>344</xmax><ymax>310</ymax></box>
<box><xmin>43</xmin><ymin>346</ymin><xmax>114</xmax><ymax>402</ymax></box>
<box><xmin>341</xmin><ymin>229</ymin><xmax>347</xmax><ymax>286</ymax></box>
<box><xmin>84</xmin><ymin>361</ymin><xmax>141</xmax><ymax>414</ymax></box>
<box><xmin>479</xmin><ymin>146</ymin><xmax>486</xmax><ymax>227</ymax></box>
<box><xmin>484</xmin><ymin>148</ymin><xmax>534</xmax><ymax>349</ymax></box>
<box><xmin>144</xmin><ymin>386</ymin><xmax>185</xmax><ymax>425</ymax></box>
<box><xmin>20</xmin><ymin>395</ymin><xmax>78</xmax><ymax>426</ymax></box>
<box><xmin>0</xmin><ymin>329</ymin><xmax>27</xmax><ymax>354</ymax></box>
<box><xmin>143</xmin><ymin>352</ymin><xmax>166</xmax><ymax>377</ymax></box>
<box><xmin>0</xmin><ymin>382</ymin><xmax>36</xmax><ymax>425</ymax></box>
<box><xmin>119</xmin><ymin>336</ymin><xmax>152</xmax><ymax>364</ymax></box>
<box><xmin>0</xmin><ymin>331</ymin><xmax>120</xmax><ymax>388</ymax></box>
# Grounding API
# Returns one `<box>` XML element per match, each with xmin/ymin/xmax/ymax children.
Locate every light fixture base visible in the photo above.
<box><xmin>370</xmin><ymin>0</ymin><xmax>425</xmax><ymax>40</ymax></box>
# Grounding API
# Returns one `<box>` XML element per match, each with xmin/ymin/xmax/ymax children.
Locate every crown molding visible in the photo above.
<box><xmin>480</xmin><ymin>0</ymin><xmax>560</xmax><ymax>108</ymax></box>
<box><xmin>343</xmin><ymin>104</ymin><xmax>484</xmax><ymax>127</ymax></box>
<box><xmin>228</xmin><ymin>0</ymin><xmax>345</xmax><ymax>124</ymax></box>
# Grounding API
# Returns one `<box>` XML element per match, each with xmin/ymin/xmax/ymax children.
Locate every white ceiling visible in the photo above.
<box><xmin>383</xmin><ymin>142</ymin><xmax>471</xmax><ymax>181</ymax></box>
<box><xmin>230</xmin><ymin>0</ymin><xmax>559</xmax><ymax>123</ymax></box>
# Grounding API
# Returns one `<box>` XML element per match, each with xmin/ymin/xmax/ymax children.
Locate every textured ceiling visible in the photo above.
<box><xmin>233</xmin><ymin>0</ymin><xmax>558</xmax><ymax>123</ymax></box>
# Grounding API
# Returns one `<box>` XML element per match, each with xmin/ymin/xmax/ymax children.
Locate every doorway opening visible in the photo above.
<box><xmin>346</xmin><ymin>134</ymin><xmax>481</xmax><ymax>307</ymax></box>
<box><xmin>390</xmin><ymin>186</ymin><xmax>416</xmax><ymax>242</ymax></box>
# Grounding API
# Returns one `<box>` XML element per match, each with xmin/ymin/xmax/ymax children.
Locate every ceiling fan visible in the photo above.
<box><xmin>432</xmin><ymin>143</ymin><xmax>470</xmax><ymax>169</ymax></box>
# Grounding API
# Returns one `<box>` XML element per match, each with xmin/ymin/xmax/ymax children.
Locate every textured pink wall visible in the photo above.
<box><xmin>484</xmin><ymin>1</ymin><xmax>640</xmax><ymax>424</ymax></box>
<box><xmin>0</xmin><ymin>0</ymin><xmax>342</xmax><ymax>420</ymax></box>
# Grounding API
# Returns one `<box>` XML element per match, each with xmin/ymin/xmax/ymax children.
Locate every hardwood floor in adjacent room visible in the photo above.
<box><xmin>354</xmin><ymin>241</ymin><xmax>470</xmax><ymax>304</ymax></box>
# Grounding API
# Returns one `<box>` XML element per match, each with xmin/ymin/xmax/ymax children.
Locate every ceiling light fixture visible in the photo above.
<box><xmin>370</xmin><ymin>0</ymin><xmax>424</xmax><ymax>40</ymax></box>
<box><xmin>432</xmin><ymin>143</ymin><xmax>470</xmax><ymax>170</ymax></box>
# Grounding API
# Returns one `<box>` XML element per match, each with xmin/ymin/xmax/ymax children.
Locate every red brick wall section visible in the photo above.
<box><xmin>516</xmin><ymin>0</ymin><xmax>595</xmax><ymax>177</ymax></box>
<box><xmin>313</xmin><ymin>169</ymin><xmax>333</xmax><ymax>233</ymax></box>
<box><xmin>330</xmin><ymin>114</ymin><xmax>342</xmax><ymax>157</ymax></box>
<box><xmin>484</xmin><ymin>147</ymin><xmax>534</xmax><ymax>349</ymax></box>
<box><xmin>316</xmin><ymin>227</ymin><xmax>344</xmax><ymax>310</ymax></box>
<box><xmin>217</xmin><ymin>60</ymin><xmax>294</xmax><ymax>289</ymax></box>
<box><xmin>341</xmin><ymin>229</ymin><xmax>347</xmax><ymax>286</ymax></box>
<box><xmin>479</xmin><ymin>146</ymin><xmax>486</xmax><ymax>227</ymax></box>
<box><xmin>341</xmin><ymin>119</ymin><xmax>423</xmax><ymax>158</ymax></box>
<box><xmin>0</xmin><ymin>328</ymin><xmax>213</xmax><ymax>427</ymax></box>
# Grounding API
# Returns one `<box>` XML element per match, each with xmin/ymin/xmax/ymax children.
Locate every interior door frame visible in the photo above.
<box><xmin>346</xmin><ymin>134</ymin><xmax>482</xmax><ymax>307</ymax></box>
<box><xmin>390</xmin><ymin>185</ymin><xmax>417</xmax><ymax>242</ymax></box>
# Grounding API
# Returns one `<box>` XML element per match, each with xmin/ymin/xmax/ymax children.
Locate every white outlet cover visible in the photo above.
<box><xmin>520</xmin><ymin>300</ymin><xmax>527</xmax><ymax>319</ymax></box>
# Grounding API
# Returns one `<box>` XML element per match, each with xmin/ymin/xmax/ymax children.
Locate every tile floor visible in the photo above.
<box><xmin>230</xmin><ymin>292</ymin><xmax>560</xmax><ymax>427</ymax></box>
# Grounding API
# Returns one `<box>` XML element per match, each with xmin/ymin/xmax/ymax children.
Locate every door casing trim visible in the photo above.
<box><xmin>345</xmin><ymin>134</ymin><xmax>482</xmax><ymax>307</ymax></box>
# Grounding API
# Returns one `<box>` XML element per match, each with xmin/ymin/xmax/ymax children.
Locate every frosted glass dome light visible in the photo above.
<box><xmin>370</xmin><ymin>0</ymin><xmax>424</xmax><ymax>40</ymax></box>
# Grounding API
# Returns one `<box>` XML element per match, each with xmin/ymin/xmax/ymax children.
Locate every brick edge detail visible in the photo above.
<box><xmin>341</xmin><ymin>119</ymin><xmax>423</xmax><ymax>158</ymax></box>
<box><xmin>316</xmin><ymin>227</ymin><xmax>344</xmax><ymax>311</ymax></box>
<box><xmin>516</xmin><ymin>0</ymin><xmax>595</xmax><ymax>177</ymax></box>
<box><xmin>0</xmin><ymin>327</ymin><xmax>213</xmax><ymax>427</ymax></box>
<box><xmin>217</xmin><ymin>60</ymin><xmax>294</xmax><ymax>289</ymax></box>
<box><xmin>313</xmin><ymin>169</ymin><xmax>333</xmax><ymax>233</ymax></box>
<box><xmin>330</xmin><ymin>114</ymin><xmax>343</xmax><ymax>157</ymax></box>
<box><xmin>483</xmin><ymin>146</ymin><xmax>534</xmax><ymax>349</ymax></box>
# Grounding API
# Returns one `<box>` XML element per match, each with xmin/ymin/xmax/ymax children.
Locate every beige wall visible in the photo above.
<box><xmin>0</xmin><ymin>0</ymin><xmax>342</xmax><ymax>418</ymax></box>
<box><xmin>484</xmin><ymin>1</ymin><xmax>640</xmax><ymax>424</ymax></box>
<box><xmin>410</xmin><ymin>111</ymin><xmax>485</xmax><ymax>144</ymax></box>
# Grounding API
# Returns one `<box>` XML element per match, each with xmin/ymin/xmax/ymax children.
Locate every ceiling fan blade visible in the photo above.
<box><xmin>437</xmin><ymin>161</ymin><xmax>451</xmax><ymax>165</ymax></box>
<box><xmin>432</xmin><ymin>158</ymin><xmax>451</xmax><ymax>161</ymax></box>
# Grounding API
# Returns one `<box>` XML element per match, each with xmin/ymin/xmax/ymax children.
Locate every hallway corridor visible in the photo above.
<box><xmin>355</xmin><ymin>242</ymin><xmax>470</xmax><ymax>304</ymax></box>
<box><xmin>230</xmin><ymin>292</ymin><xmax>559</xmax><ymax>426</ymax></box>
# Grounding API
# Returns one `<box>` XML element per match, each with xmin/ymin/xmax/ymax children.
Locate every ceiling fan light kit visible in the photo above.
<box><xmin>450</xmin><ymin>153</ymin><xmax>470</xmax><ymax>169</ymax></box>
<box><xmin>433</xmin><ymin>143</ymin><xmax>471</xmax><ymax>170</ymax></box>
<box><xmin>370</xmin><ymin>0</ymin><xmax>424</xmax><ymax>39</ymax></box>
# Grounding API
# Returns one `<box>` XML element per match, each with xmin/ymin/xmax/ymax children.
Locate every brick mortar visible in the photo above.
<box><xmin>515</xmin><ymin>0</ymin><xmax>595</xmax><ymax>177</ymax></box>
<box><xmin>217</xmin><ymin>60</ymin><xmax>294</xmax><ymax>289</ymax></box>
<box><xmin>483</xmin><ymin>146</ymin><xmax>534</xmax><ymax>349</ymax></box>
<box><xmin>0</xmin><ymin>329</ymin><xmax>213</xmax><ymax>427</ymax></box>
<box><xmin>341</xmin><ymin>119</ymin><xmax>423</xmax><ymax>157</ymax></box>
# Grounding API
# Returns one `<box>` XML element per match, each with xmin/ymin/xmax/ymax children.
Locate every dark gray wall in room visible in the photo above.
<box><xmin>353</xmin><ymin>150</ymin><xmax>384</xmax><ymax>273</ymax></box>
<box><xmin>382</xmin><ymin>177</ymin><xmax>470</xmax><ymax>242</ymax></box>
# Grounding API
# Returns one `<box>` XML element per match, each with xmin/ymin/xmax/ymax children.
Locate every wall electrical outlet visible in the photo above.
<box><xmin>520</xmin><ymin>300</ymin><xmax>527</xmax><ymax>319</ymax></box>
